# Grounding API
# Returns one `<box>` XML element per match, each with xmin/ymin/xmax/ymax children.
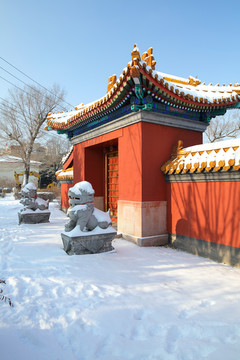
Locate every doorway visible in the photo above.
<box><xmin>104</xmin><ymin>146</ymin><xmax>118</xmax><ymax>223</ymax></box>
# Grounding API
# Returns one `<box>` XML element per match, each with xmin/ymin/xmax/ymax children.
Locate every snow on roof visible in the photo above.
<box><xmin>46</xmin><ymin>45</ymin><xmax>240</xmax><ymax>131</ymax></box>
<box><xmin>155</xmin><ymin>71</ymin><xmax>239</xmax><ymax>103</ymax></box>
<box><xmin>162</xmin><ymin>138</ymin><xmax>240</xmax><ymax>175</ymax></box>
<box><xmin>0</xmin><ymin>155</ymin><xmax>41</xmax><ymax>165</ymax></box>
<box><xmin>47</xmin><ymin>95</ymin><xmax>107</xmax><ymax>125</ymax></box>
<box><xmin>61</xmin><ymin>146</ymin><xmax>73</xmax><ymax>166</ymax></box>
<box><xmin>157</xmin><ymin>71</ymin><xmax>190</xmax><ymax>84</ymax></box>
<box><xmin>184</xmin><ymin>138</ymin><xmax>240</xmax><ymax>152</ymax></box>
<box><xmin>55</xmin><ymin>167</ymin><xmax>73</xmax><ymax>180</ymax></box>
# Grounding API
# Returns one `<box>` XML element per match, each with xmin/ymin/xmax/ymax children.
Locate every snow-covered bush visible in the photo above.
<box><xmin>0</xmin><ymin>279</ymin><xmax>13</xmax><ymax>307</ymax></box>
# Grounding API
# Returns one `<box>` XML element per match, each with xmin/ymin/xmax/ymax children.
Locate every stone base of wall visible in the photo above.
<box><xmin>118</xmin><ymin>200</ymin><xmax>168</xmax><ymax>247</ymax></box>
<box><xmin>170</xmin><ymin>233</ymin><xmax>240</xmax><ymax>268</ymax></box>
<box><xmin>123</xmin><ymin>233</ymin><xmax>168</xmax><ymax>247</ymax></box>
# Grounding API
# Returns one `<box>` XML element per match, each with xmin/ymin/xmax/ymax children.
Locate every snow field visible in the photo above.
<box><xmin>0</xmin><ymin>195</ymin><xmax>240</xmax><ymax>359</ymax></box>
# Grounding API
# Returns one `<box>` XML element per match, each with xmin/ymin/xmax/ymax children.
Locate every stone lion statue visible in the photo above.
<box><xmin>18</xmin><ymin>182</ymin><xmax>50</xmax><ymax>224</ymax></box>
<box><xmin>65</xmin><ymin>181</ymin><xmax>112</xmax><ymax>232</ymax></box>
<box><xmin>20</xmin><ymin>182</ymin><xmax>49</xmax><ymax>211</ymax></box>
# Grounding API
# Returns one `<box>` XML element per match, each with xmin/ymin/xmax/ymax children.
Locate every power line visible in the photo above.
<box><xmin>0</xmin><ymin>73</ymin><xmax>68</xmax><ymax>112</ymax></box>
<box><xmin>0</xmin><ymin>65</ymin><xmax>38</xmax><ymax>93</ymax></box>
<box><xmin>0</xmin><ymin>75</ymin><xmax>72</xmax><ymax>142</ymax></box>
<box><xmin>0</xmin><ymin>56</ymin><xmax>74</xmax><ymax>108</ymax></box>
<box><xmin>0</xmin><ymin>74</ymin><xmax>32</xmax><ymax>97</ymax></box>
<box><xmin>0</xmin><ymin>64</ymin><xmax>67</xmax><ymax>112</ymax></box>
<box><xmin>0</xmin><ymin>101</ymin><xmax>69</xmax><ymax>144</ymax></box>
<box><xmin>0</xmin><ymin>65</ymin><xmax>68</xmax><ymax>113</ymax></box>
<box><xmin>0</xmin><ymin>56</ymin><xmax>76</xmax><ymax>142</ymax></box>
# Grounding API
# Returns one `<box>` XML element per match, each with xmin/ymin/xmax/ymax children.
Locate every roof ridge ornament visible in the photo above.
<box><xmin>141</xmin><ymin>47</ymin><xmax>156</xmax><ymax>70</ymax></box>
<box><xmin>188</xmin><ymin>75</ymin><xmax>201</xmax><ymax>86</ymax></box>
<box><xmin>130</xmin><ymin>44</ymin><xmax>140</xmax><ymax>81</ymax></box>
<box><xmin>107</xmin><ymin>75</ymin><xmax>117</xmax><ymax>93</ymax></box>
<box><xmin>172</xmin><ymin>140</ymin><xmax>184</xmax><ymax>156</ymax></box>
<box><xmin>131</xmin><ymin>44</ymin><xmax>141</xmax><ymax>65</ymax></box>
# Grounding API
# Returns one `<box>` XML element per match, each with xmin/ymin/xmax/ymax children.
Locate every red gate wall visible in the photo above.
<box><xmin>167</xmin><ymin>180</ymin><xmax>240</xmax><ymax>248</ymax></box>
<box><xmin>72</xmin><ymin>122</ymin><xmax>202</xmax><ymax>203</ymax></box>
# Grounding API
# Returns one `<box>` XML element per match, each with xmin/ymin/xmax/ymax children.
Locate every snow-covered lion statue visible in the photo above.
<box><xmin>20</xmin><ymin>182</ymin><xmax>49</xmax><ymax>211</ymax></box>
<box><xmin>65</xmin><ymin>181</ymin><xmax>111</xmax><ymax>232</ymax></box>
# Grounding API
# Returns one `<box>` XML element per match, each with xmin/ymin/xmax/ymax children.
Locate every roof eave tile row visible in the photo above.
<box><xmin>46</xmin><ymin>45</ymin><xmax>240</xmax><ymax>131</ymax></box>
<box><xmin>162</xmin><ymin>144</ymin><xmax>240</xmax><ymax>175</ymax></box>
<box><xmin>46</xmin><ymin>67</ymin><xmax>134</xmax><ymax>131</ymax></box>
<box><xmin>55</xmin><ymin>167</ymin><xmax>73</xmax><ymax>180</ymax></box>
<box><xmin>138</xmin><ymin>65</ymin><xmax>240</xmax><ymax>108</ymax></box>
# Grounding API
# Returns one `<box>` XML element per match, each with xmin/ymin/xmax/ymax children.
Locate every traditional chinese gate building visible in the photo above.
<box><xmin>48</xmin><ymin>45</ymin><xmax>240</xmax><ymax>265</ymax></box>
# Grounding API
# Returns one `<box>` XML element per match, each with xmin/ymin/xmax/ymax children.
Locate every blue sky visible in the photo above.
<box><xmin>1</xmin><ymin>0</ymin><xmax>240</xmax><ymax>109</ymax></box>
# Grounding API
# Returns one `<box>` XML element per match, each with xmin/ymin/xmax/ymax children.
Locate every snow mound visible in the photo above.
<box><xmin>93</xmin><ymin>207</ymin><xmax>111</xmax><ymax>223</ymax></box>
<box><xmin>1</xmin><ymin>195</ymin><xmax>240</xmax><ymax>360</ymax></box>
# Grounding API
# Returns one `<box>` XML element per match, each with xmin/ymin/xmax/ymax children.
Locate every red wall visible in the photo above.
<box><xmin>61</xmin><ymin>183</ymin><xmax>73</xmax><ymax>210</ymax></box>
<box><xmin>142</xmin><ymin>122</ymin><xmax>202</xmax><ymax>201</ymax></box>
<box><xmin>73</xmin><ymin>129</ymin><xmax>122</xmax><ymax>186</ymax></box>
<box><xmin>71</xmin><ymin>123</ymin><xmax>144</xmax><ymax>202</ymax></box>
<box><xmin>118</xmin><ymin>122</ymin><xmax>202</xmax><ymax>202</ymax></box>
<box><xmin>119</xmin><ymin>123</ymin><xmax>143</xmax><ymax>201</ymax></box>
<box><xmin>70</xmin><ymin>121</ymin><xmax>203</xmax><ymax>204</ymax></box>
<box><xmin>71</xmin><ymin>123</ymin><xmax>144</xmax><ymax>203</ymax></box>
<box><xmin>73</xmin><ymin>143</ymin><xmax>85</xmax><ymax>182</ymax></box>
<box><xmin>63</xmin><ymin>152</ymin><xmax>73</xmax><ymax>170</ymax></box>
<box><xmin>85</xmin><ymin>147</ymin><xmax>104</xmax><ymax>197</ymax></box>
<box><xmin>167</xmin><ymin>181</ymin><xmax>240</xmax><ymax>248</ymax></box>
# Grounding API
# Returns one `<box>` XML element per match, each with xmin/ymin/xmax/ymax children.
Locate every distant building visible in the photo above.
<box><xmin>55</xmin><ymin>147</ymin><xmax>73</xmax><ymax>210</ymax></box>
<box><xmin>4</xmin><ymin>143</ymin><xmax>46</xmax><ymax>162</ymax></box>
<box><xmin>0</xmin><ymin>155</ymin><xmax>41</xmax><ymax>187</ymax></box>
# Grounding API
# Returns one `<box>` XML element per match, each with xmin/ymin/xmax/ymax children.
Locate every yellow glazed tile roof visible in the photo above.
<box><xmin>55</xmin><ymin>167</ymin><xmax>73</xmax><ymax>180</ymax></box>
<box><xmin>46</xmin><ymin>45</ymin><xmax>240</xmax><ymax>131</ymax></box>
<box><xmin>161</xmin><ymin>139</ymin><xmax>240</xmax><ymax>175</ymax></box>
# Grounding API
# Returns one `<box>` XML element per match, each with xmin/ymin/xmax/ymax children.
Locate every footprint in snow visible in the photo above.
<box><xmin>130</xmin><ymin>308</ymin><xmax>153</xmax><ymax>340</ymax></box>
<box><xmin>165</xmin><ymin>325</ymin><xmax>181</xmax><ymax>354</ymax></box>
<box><xmin>133</xmin><ymin>308</ymin><xmax>151</xmax><ymax>321</ymax></box>
<box><xmin>0</xmin><ymin>238</ymin><xmax>14</xmax><ymax>255</ymax></box>
<box><xmin>131</xmin><ymin>323</ymin><xmax>148</xmax><ymax>340</ymax></box>
<box><xmin>179</xmin><ymin>299</ymin><xmax>216</xmax><ymax>319</ymax></box>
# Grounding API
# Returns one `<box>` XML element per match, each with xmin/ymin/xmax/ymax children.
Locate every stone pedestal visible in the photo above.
<box><xmin>61</xmin><ymin>230</ymin><xmax>116</xmax><ymax>255</ymax></box>
<box><xmin>18</xmin><ymin>211</ymin><xmax>50</xmax><ymax>224</ymax></box>
<box><xmin>118</xmin><ymin>200</ymin><xmax>168</xmax><ymax>246</ymax></box>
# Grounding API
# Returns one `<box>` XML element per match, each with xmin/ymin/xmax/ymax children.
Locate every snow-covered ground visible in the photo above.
<box><xmin>1</xmin><ymin>195</ymin><xmax>240</xmax><ymax>360</ymax></box>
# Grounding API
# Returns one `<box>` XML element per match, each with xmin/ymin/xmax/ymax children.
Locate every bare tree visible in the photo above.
<box><xmin>204</xmin><ymin>111</ymin><xmax>240</xmax><ymax>142</ymax></box>
<box><xmin>43</xmin><ymin>136</ymin><xmax>70</xmax><ymax>171</ymax></box>
<box><xmin>0</xmin><ymin>84</ymin><xmax>66</xmax><ymax>185</ymax></box>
